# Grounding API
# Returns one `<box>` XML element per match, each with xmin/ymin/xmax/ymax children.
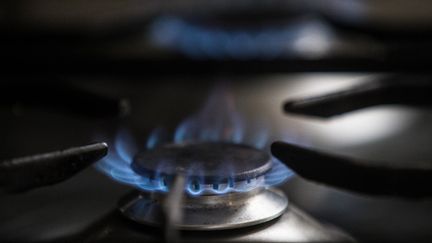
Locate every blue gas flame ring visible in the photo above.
<box><xmin>186</xmin><ymin>175</ymin><xmax>266</xmax><ymax>196</ymax></box>
<box><xmin>96</xmin><ymin>149</ymin><xmax>292</xmax><ymax>196</ymax></box>
<box><xmin>131</xmin><ymin>142</ymin><xmax>272</xmax><ymax>191</ymax></box>
<box><xmin>95</xmin><ymin>123</ymin><xmax>294</xmax><ymax>196</ymax></box>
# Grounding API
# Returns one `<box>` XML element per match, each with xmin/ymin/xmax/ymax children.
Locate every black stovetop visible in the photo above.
<box><xmin>2</xmin><ymin>77</ymin><xmax>432</xmax><ymax>242</ymax></box>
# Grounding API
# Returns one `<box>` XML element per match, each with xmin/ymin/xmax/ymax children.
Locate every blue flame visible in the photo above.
<box><xmin>265</xmin><ymin>158</ymin><xmax>294</xmax><ymax>186</ymax></box>
<box><xmin>149</xmin><ymin>16</ymin><xmax>333</xmax><ymax>59</ymax></box>
<box><xmin>174</xmin><ymin>85</ymin><xmax>245</xmax><ymax>144</ymax></box>
<box><xmin>185</xmin><ymin>176</ymin><xmax>267</xmax><ymax>196</ymax></box>
<box><xmin>146</xmin><ymin>127</ymin><xmax>169</xmax><ymax>150</ymax></box>
<box><xmin>96</xmin><ymin>86</ymin><xmax>294</xmax><ymax>195</ymax></box>
<box><xmin>96</xmin><ymin>130</ymin><xmax>293</xmax><ymax>195</ymax></box>
<box><xmin>113</xmin><ymin>129</ymin><xmax>137</xmax><ymax>162</ymax></box>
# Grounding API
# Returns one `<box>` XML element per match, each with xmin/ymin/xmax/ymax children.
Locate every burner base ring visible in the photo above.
<box><xmin>119</xmin><ymin>188</ymin><xmax>288</xmax><ymax>230</ymax></box>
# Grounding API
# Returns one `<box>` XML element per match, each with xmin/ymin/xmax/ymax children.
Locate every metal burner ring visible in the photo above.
<box><xmin>119</xmin><ymin>188</ymin><xmax>288</xmax><ymax>230</ymax></box>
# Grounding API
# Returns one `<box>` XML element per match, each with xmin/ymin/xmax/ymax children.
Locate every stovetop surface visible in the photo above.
<box><xmin>0</xmin><ymin>168</ymin><xmax>352</xmax><ymax>242</ymax></box>
<box><xmin>2</xmin><ymin>75</ymin><xmax>432</xmax><ymax>242</ymax></box>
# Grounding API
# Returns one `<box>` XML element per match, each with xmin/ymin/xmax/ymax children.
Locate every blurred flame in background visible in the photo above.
<box><xmin>149</xmin><ymin>16</ymin><xmax>334</xmax><ymax>59</ymax></box>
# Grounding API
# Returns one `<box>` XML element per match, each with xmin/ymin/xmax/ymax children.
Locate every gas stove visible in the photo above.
<box><xmin>0</xmin><ymin>78</ymin><xmax>362</xmax><ymax>242</ymax></box>
<box><xmin>117</xmin><ymin>142</ymin><xmax>287</xmax><ymax>230</ymax></box>
<box><xmin>91</xmin><ymin>86</ymin><xmax>338</xmax><ymax>240</ymax></box>
<box><xmin>2</xmin><ymin>1</ymin><xmax>432</xmax><ymax>242</ymax></box>
<box><xmin>3</xmin><ymin>75</ymin><xmax>432</xmax><ymax>242</ymax></box>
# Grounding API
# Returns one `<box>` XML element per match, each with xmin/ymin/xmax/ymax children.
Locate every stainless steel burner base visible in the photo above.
<box><xmin>119</xmin><ymin>188</ymin><xmax>288</xmax><ymax>230</ymax></box>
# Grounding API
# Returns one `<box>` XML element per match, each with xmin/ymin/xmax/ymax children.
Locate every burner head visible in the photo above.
<box><xmin>121</xmin><ymin>142</ymin><xmax>288</xmax><ymax>230</ymax></box>
<box><xmin>132</xmin><ymin>142</ymin><xmax>272</xmax><ymax>184</ymax></box>
<box><xmin>120</xmin><ymin>188</ymin><xmax>288</xmax><ymax>230</ymax></box>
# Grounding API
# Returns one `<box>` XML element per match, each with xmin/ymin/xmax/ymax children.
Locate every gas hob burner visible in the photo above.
<box><xmin>132</xmin><ymin>142</ymin><xmax>272</xmax><ymax>194</ymax></box>
<box><xmin>119</xmin><ymin>142</ymin><xmax>288</xmax><ymax>230</ymax></box>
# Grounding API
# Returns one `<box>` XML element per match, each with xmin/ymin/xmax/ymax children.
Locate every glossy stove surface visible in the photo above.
<box><xmin>0</xmin><ymin>169</ymin><xmax>352</xmax><ymax>242</ymax></box>
<box><xmin>2</xmin><ymin>76</ymin><xmax>432</xmax><ymax>242</ymax></box>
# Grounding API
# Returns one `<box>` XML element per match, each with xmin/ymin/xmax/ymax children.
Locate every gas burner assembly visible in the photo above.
<box><xmin>132</xmin><ymin>142</ymin><xmax>272</xmax><ymax>193</ymax></box>
<box><xmin>94</xmin><ymin>86</ymin><xmax>295</xmax><ymax>233</ymax></box>
<box><xmin>119</xmin><ymin>142</ymin><xmax>288</xmax><ymax>230</ymax></box>
<box><xmin>6</xmin><ymin>0</ymin><xmax>432</xmax><ymax>240</ymax></box>
<box><xmin>120</xmin><ymin>187</ymin><xmax>287</xmax><ymax>230</ymax></box>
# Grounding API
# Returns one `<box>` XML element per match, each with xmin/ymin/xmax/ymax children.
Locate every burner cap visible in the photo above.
<box><xmin>132</xmin><ymin>142</ymin><xmax>271</xmax><ymax>183</ymax></box>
